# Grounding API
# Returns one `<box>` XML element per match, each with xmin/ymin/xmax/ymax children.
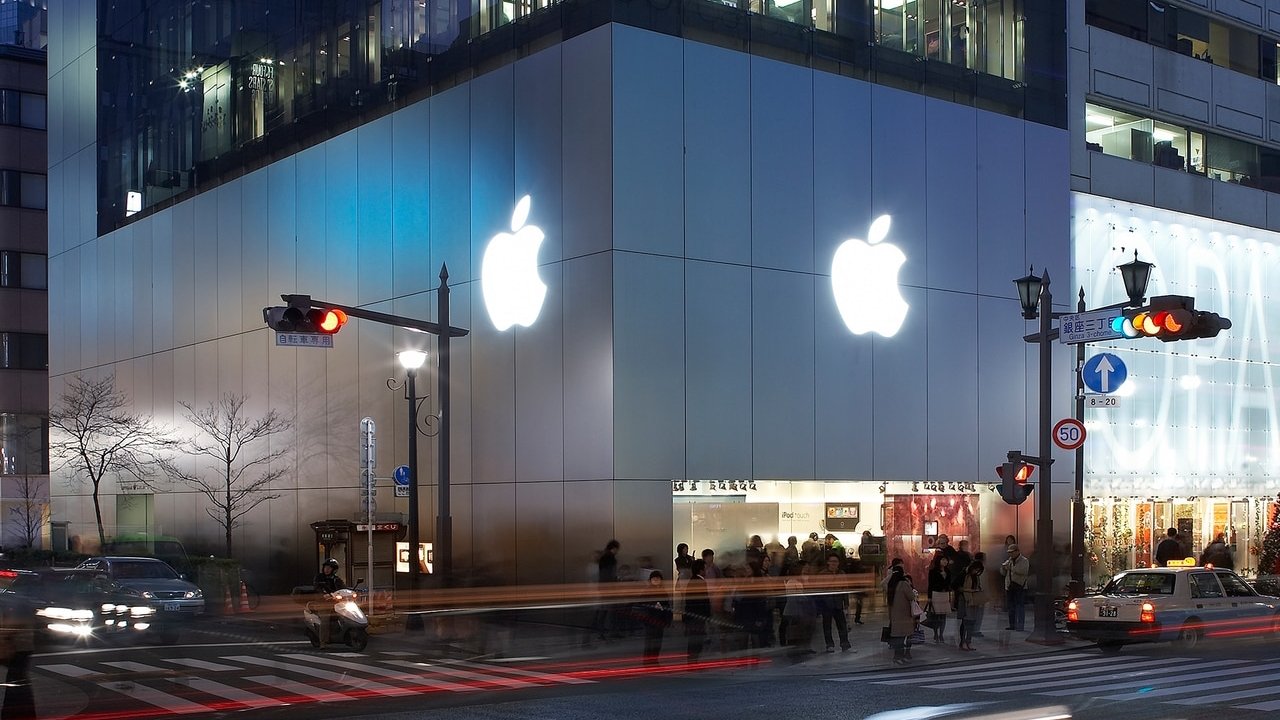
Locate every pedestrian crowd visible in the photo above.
<box><xmin>591</xmin><ymin>532</ymin><xmax>1037</xmax><ymax>667</ymax></box>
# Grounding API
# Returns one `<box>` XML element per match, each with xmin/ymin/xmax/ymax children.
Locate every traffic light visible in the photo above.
<box><xmin>263</xmin><ymin>304</ymin><xmax>348</xmax><ymax>334</ymax></box>
<box><xmin>1113</xmin><ymin>295</ymin><xmax>1231</xmax><ymax>342</ymax></box>
<box><xmin>996</xmin><ymin>461</ymin><xmax>1034</xmax><ymax>505</ymax></box>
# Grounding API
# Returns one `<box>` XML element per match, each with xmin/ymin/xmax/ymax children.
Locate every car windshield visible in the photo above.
<box><xmin>111</xmin><ymin>561</ymin><xmax>179</xmax><ymax>580</ymax></box>
<box><xmin>1103</xmin><ymin>572</ymin><xmax>1176</xmax><ymax>595</ymax></box>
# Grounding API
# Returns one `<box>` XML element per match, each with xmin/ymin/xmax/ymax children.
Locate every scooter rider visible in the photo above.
<box><xmin>313</xmin><ymin>559</ymin><xmax>345</xmax><ymax>648</ymax></box>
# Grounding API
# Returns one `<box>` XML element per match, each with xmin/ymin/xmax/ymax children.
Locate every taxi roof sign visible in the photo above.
<box><xmin>1166</xmin><ymin>557</ymin><xmax>1198</xmax><ymax>567</ymax></box>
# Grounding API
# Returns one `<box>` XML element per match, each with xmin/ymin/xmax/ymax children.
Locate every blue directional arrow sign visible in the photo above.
<box><xmin>1082</xmin><ymin>352</ymin><xmax>1127</xmax><ymax>394</ymax></box>
<box><xmin>393</xmin><ymin>465</ymin><xmax>411</xmax><ymax>486</ymax></box>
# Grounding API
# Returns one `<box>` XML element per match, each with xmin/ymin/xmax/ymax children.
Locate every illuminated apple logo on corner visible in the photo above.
<box><xmin>831</xmin><ymin>214</ymin><xmax>908</xmax><ymax>337</ymax></box>
<box><xmin>481</xmin><ymin>195</ymin><xmax>547</xmax><ymax>331</ymax></box>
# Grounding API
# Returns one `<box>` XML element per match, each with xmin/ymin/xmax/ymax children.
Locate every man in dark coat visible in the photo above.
<box><xmin>1155</xmin><ymin>528</ymin><xmax>1182</xmax><ymax>567</ymax></box>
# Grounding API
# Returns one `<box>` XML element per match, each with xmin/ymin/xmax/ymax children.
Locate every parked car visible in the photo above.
<box><xmin>0</xmin><ymin>567</ymin><xmax>160</xmax><ymax>646</ymax></box>
<box><xmin>1066</xmin><ymin>564</ymin><xmax>1280</xmax><ymax>652</ymax></box>
<box><xmin>75</xmin><ymin>557</ymin><xmax>204</xmax><ymax>640</ymax></box>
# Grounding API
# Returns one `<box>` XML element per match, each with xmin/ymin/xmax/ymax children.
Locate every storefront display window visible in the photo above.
<box><xmin>673</xmin><ymin>479</ymin><xmax>1009</xmax><ymax>580</ymax></box>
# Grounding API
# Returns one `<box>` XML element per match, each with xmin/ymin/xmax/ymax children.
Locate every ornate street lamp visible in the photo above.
<box><xmin>1014</xmin><ymin>267</ymin><xmax>1044</xmax><ymax>320</ymax></box>
<box><xmin>1117</xmin><ymin>250</ymin><xmax>1154</xmax><ymax>306</ymax></box>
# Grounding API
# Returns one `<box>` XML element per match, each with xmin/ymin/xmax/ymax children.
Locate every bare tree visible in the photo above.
<box><xmin>48</xmin><ymin>374</ymin><xmax>178</xmax><ymax>549</ymax></box>
<box><xmin>163</xmin><ymin>394</ymin><xmax>291</xmax><ymax>558</ymax></box>
<box><xmin>7</xmin><ymin>473</ymin><xmax>47</xmax><ymax>549</ymax></box>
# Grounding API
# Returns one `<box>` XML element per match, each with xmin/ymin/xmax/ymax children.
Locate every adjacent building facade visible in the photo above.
<box><xmin>48</xmin><ymin>1</ymin><xmax>1069</xmax><ymax>590</ymax></box>
<box><xmin>1073</xmin><ymin>0</ymin><xmax>1280</xmax><ymax>580</ymax></box>
<box><xmin>0</xmin><ymin>17</ymin><xmax>46</xmax><ymax>550</ymax></box>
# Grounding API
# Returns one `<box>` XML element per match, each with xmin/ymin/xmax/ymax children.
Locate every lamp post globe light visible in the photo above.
<box><xmin>397</xmin><ymin>349</ymin><xmax>428</xmax><ymax>594</ymax></box>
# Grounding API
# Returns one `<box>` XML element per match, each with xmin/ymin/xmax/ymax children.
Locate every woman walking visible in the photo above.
<box><xmin>886</xmin><ymin>566</ymin><xmax>915</xmax><ymax>665</ymax></box>
<box><xmin>926</xmin><ymin>552</ymin><xmax>952</xmax><ymax>643</ymax></box>
<box><xmin>956</xmin><ymin>560</ymin><xmax>984</xmax><ymax>651</ymax></box>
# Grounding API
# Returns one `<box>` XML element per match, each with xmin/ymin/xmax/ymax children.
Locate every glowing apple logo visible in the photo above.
<box><xmin>481</xmin><ymin>195</ymin><xmax>547</xmax><ymax>331</ymax></box>
<box><xmin>831</xmin><ymin>214</ymin><xmax>908</xmax><ymax>337</ymax></box>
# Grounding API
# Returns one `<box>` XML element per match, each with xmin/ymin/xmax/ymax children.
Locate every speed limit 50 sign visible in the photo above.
<box><xmin>1053</xmin><ymin>418</ymin><xmax>1086</xmax><ymax>451</ymax></box>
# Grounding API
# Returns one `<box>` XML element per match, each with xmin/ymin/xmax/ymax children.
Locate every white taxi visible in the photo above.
<box><xmin>1066</xmin><ymin>560</ymin><xmax>1280</xmax><ymax>652</ymax></box>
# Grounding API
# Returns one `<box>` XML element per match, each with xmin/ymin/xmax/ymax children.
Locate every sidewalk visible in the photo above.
<box><xmin>379</xmin><ymin>606</ymin><xmax>1090</xmax><ymax>676</ymax></box>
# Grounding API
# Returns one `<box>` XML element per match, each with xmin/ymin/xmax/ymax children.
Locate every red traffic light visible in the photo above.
<box><xmin>313</xmin><ymin>308</ymin><xmax>348</xmax><ymax>334</ymax></box>
<box><xmin>995</xmin><ymin>463</ymin><xmax>1034</xmax><ymax>484</ymax></box>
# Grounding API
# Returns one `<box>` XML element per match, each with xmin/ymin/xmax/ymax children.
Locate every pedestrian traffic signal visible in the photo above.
<box><xmin>996</xmin><ymin>461</ymin><xmax>1034</xmax><ymax>505</ymax></box>
<box><xmin>1114</xmin><ymin>295</ymin><xmax>1231</xmax><ymax>342</ymax></box>
<box><xmin>263</xmin><ymin>304</ymin><xmax>348</xmax><ymax>334</ymax></box>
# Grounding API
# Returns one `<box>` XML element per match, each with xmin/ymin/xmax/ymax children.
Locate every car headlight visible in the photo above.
<box><xmin>142</xmin><ymin>591</ymin><xmax>155</xmax><ymax>599</ymax></box>
<box><xmin>185</xmin><ymin>590</ymin><xmax>202</xmax><ymax>599</ymax></box>
<box><xmin>38</xmin><ymin>607</ymin><xmax>94</xmax><ymax>622</ymax></box>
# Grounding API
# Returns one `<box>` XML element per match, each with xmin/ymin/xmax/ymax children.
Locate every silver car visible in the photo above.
<box><xmin>75</xmin><ymin>557</ymin><xmax>205</xmax><ymax>616</ymax></box>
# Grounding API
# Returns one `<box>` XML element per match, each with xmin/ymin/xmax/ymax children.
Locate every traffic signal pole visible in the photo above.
<box><xmin>1029</xmin><ymin>271</ymin><xmax>1062</xmax><ymax>646</ymax></box>
<box><xmin>1071</xmin><ymin>288</ymin><xmax>1087</xmax><ymax>599</ymax></box>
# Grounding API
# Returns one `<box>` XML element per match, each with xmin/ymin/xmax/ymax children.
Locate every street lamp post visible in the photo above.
<box><xmin>397</xmin><ymin>349</ymin><xmax>428</xmax><ymax>592</ymax></box>
<box><xmin>1015</xmin><ymin>253</ymin><xmax>1153</xmax><ymax>635</ymax></box>
<box><xmin>1014</xmin><ymin>268</ymin><xmax>1059</xmax><ymax>646</ymax></box>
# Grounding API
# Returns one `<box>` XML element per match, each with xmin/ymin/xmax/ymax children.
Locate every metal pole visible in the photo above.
<box><xmin>1070</xmin><ymin>287</ymin><xmax>1087</xmax><ymax>598</ymax></box>
<box><xmin>438</xmin><ymin>264</ymin><xmax>453</xmax><ymax>584</ymax></box>
<box><xmin>406</xmin><ymin>369</ymin><xmax>420</xmax><ymax>593</ymax></box>
<box><xmin>1030</xmin><ymin>270</ymin><xmax>1062</xmax><ymax>645</ymax></box>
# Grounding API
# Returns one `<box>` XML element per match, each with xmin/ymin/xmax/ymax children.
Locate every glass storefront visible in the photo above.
<box><xmin>1086</xmin><ymin>496</ymin><xmax>1274</xmax><ymax>582</ymax></box>
<box><xmin>96</xmin><ymin>0</ymin><xmax>1063</xmax><ymax>233</ymax></box>
<box><xmin>1075</xmin><ymin>193</ymin><xmax>1280</xmax><ymax>581</ymax></box>
<box><xmin>673</xmin><ymin>479</ymin><xmax>1016</xmax><ymax>584</ymax></box>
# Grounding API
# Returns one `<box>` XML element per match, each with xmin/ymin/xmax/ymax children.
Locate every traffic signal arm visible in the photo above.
<box><xmin>280</xmin><ymin>295</ymin><xmax>469</xmax><ymax>338</ymax></box>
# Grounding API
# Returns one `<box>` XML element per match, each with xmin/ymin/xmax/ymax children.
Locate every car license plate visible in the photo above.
<box><xmin>164</xmin><ymin>602</ymin><xmax>180</xmax><ymax>611</ymax></box>
<box><xmin>1098</xmin><ymin>606</ymin><xmax>1118</xmax><ymax>618</ymax></box>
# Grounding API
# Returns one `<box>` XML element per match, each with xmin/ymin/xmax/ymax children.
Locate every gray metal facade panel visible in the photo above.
<box><xmin>613</xmin><ymin>252</ymin><xmax>685</xmax><ymax>481</ymax></box>
<box><xmin>751</xmin><ymin>268</ymin><xmax>817</xmax><ymax>480</ymax></box>
<box><xmin>356</xmin><ymin>117</ymin><xmax>395</xmax><ymax>308</ymax></box>
<box><xmin>871</xmin><ymin>84</ymin><xmax>928</xmax><ymax>289</ymax></box>
<box><xmin>683</xmin><ymin>261</ymin><xmax>753</xmax><ymax>480</ymax></box>
<box><xmin>612</xmin><ymin>28</ymin><xmax>684</xmax><ymax>258</ymax></box>
<box><xmin>750</xmin><ymin>57</ymin><xmax>815</xmax><ymax>275</ymax></box>
<box><xmin>683</xmin><ymin>42</ymin><xmax>751</xmax><ymax>266</ymax></box>
<box><xmin>924</xmin><ymin>98</ymin><xmax>979</xmax><ymax>296</ymax></box>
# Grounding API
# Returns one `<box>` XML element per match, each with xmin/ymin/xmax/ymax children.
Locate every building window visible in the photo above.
<box><xmin>1089</xmin><ymin>0</ymin><xmax>1276</xmax><ymax>83</ymax></box>
<box><xmin>0</xmin><ymin>90</ymin><xmax>45</xmax><ymax>130</ymax></box>
<box><xmin>1085</xmin><ymin>101</ymin><xmax>1280</xmax><ymax>193</ymax></box>
<box><xmin>874</xmin><ymin>0</ymin><xmax>1024</xmax><ymax>81</ymax></box>
<box><xmin>0</xmin><ymin>413</ymin><xmax>47</xmax><ymax>476</ymax></box>
<box><xmin>0</xmin><ymin>251</ymin><xmax>46</xmax><ymax>290</ymax></box>
<box><xmin>0</xmin><ymin>333</ymin><xmax>46</xmax><ymax>371</ymax></box>
<box><xmin>0</xmin><ymin>170</ymin><xmax>46</xmax><ymax>210</ymax></box>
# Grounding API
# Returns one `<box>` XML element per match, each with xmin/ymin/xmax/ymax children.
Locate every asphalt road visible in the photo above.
<box><xmin>14</xmin><ymin>616</ymin><xmax>1280</xmax><ymax>720</ymax></box>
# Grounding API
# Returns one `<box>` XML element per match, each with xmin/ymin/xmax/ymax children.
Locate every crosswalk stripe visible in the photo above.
<box><xmin>170</xmin><ymin>677</ymin><xmax>288</xmax><ymax>708</ymax></box>
<box><xmin>164</xmin><ymin>658</ymin><xmax>242</xmax><ymax>672</ymax></box>
<box><xmin>383</xmin><ymin>660</ymin><xmax>541</xmax><ymax>690</ymax></box>
<box><xmin>102</xmin><ymin>661</ymin><xmax>171</xmax><ymax>674</ymax></box>
<box><xmin>977</xmin><ymin>659</ymin><xmax>1203</xmax><ymax>694</ymax></box>
<box><xmin>864</xmin><ymin>653</ymin><xmax>1101</xmax><ymax>685</ymax></box>
<box><xmin>99</xmin><ymin>680</ymin><xmax>209</xmax><ymax>714</ymax></box>
<box><xmin>245</xmin><ymin>675</ymin><xmax>357</xmax><ymax>703</ymax></box>
<box><xmin>282</xmin><ymin>654</ymin><xmax>479</xmax><ymax>693</ymax></box>
<box><xmin>1165</xmin><ymin>685</ymin><xmax>1280</xmax><ymax>707</ymax></box>
<box><xmin>1235</xmin><ymin>696</ymin><xmax>1280</xmax><ymax>711</ymax></box>
<box><xmin>438</xmin><ymin>659</ymin><xmax>593</xmax><ymax>685</ymax></box>
<box><xmin>923</xmin><ymin>656</ymin><xmax>1189</xmax><ymax>690</ymax></box>
<box><xmin>1034</xmin><ymin>659</ymin><xmax>1255</xmax><ymax>697</ymax></box>
<box><xmin>1098</xmin><ymin>662</ymin><xmax>1280</xmax><ymax>701</ymax></box>
<box><xmin>40</xmin><ymin>664</ymin><xmax>96</xmax><ymax>679</ymax></box>
<box><xmin>225</xmin><ymin>656</ymin><xmax>416</xmax><ymax>697</ymax></box>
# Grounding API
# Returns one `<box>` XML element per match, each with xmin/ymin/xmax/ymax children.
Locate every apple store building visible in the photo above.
<box><xmin>49</xmin><ymin>1</ymin><xmax>1071</xmax><ymax>588</ymax></box>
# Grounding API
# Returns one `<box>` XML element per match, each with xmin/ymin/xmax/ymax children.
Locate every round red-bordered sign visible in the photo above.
<box><xmin>1053</xmin><ymin>418</ymin><xmax>1087</xmax><ymax>451</ymax></box>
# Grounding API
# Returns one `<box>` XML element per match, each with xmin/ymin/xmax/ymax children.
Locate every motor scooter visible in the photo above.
<box><xmin>295</xmin><ymin>583</ymin><xmax>369</xmax><ymax>651</ymax></box>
